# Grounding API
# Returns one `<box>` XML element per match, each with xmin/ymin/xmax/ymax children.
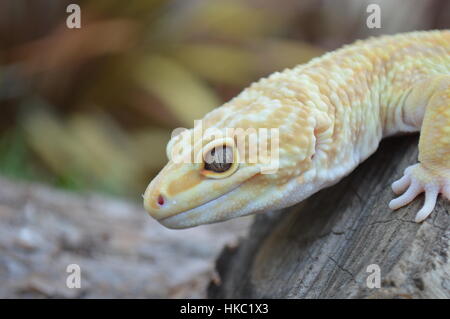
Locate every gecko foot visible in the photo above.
<box><xmin>389</xmin><ymin>163</ymin><xmax>450</xmax><ymax>223</ymax></box>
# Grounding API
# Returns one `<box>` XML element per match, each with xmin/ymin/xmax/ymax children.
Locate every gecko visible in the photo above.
<box><xmin>143</xmin><ymin>30</ymin><xmax>450</xmax><ymax>229</ymax></box>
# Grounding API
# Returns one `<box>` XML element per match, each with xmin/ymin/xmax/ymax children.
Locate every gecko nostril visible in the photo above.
<box><xmin>157</xmin><ymin>194</ymin><xmax>165</xmax><ymax>206</ymax></box>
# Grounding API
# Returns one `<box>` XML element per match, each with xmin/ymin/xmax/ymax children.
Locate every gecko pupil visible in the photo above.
<box><xmin>204</xmin><ymin>146</ymin><xmax>233</xmax><ymax>173</ymax></box>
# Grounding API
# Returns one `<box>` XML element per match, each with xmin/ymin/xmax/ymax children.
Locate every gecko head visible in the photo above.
<box><xmin>143</xmin><ymin>83</ymin><xmax>324</xmax><ymax>228</ymax></box>
<box><xmin>143</xmin><ymin>125</ymin><xmax>284</xmax><ymax>229</ymax></box>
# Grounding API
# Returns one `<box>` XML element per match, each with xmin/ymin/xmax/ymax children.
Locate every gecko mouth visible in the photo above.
<box><xmin>157</xmin><ymin>183</ymin><xmax>244</xmax><ymax>228</ymax></box>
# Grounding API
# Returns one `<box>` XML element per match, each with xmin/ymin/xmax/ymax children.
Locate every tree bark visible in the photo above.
<box><xmin>208</xmin><ymin>135</ymin><xmax>450</xmax><ymax>298</ymax></box>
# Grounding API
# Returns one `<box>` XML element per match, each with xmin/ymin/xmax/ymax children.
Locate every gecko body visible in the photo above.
<box><xmin>144</xmin><ymin>30</ymin><xmax>450</xmax><ymax>229</ymax></box>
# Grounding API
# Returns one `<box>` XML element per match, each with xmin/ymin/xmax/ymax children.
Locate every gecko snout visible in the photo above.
<box><xmin>143</xmin><ymin>181</ymin><xmax>169</xmax><ymax>219</ymax></box>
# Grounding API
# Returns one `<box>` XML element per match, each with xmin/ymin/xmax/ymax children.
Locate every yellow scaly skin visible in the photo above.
<box><xmin>144</xmin><ymin>30</ymin><xmax>450</xmax><ymax>229</ymax></box>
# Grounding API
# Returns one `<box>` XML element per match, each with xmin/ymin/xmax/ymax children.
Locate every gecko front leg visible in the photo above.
<box><xmin>389</xmin><ymin>75</ymin><xmax>450</xmax><ymax>222</ymax></box>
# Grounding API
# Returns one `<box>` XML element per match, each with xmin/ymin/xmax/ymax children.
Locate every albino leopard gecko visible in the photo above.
<box><xmin>143</xmin><ymin>30</ymin><xmax>450</xmax><ymax>229</ymax></box>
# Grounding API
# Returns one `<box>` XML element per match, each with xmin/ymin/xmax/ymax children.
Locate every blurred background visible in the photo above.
<box><xmin>0</xmin><ymin>0</ymin><xmax>449</xmax><ymax>298</ymax></box>
<box><xmin>1</xmin><ymin>0</ymin><xmax>448</xmax><ymax>199</ymax></box>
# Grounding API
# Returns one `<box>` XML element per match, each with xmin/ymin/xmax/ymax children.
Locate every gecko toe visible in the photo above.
<box><xmin>389</xmin><ymin>180</ymin><xmax>421</xmax><ymax>210</ymax></box>
<box><xmin>391</xmin><ymin>174</ymin><xmax>411</xmax><ymax>194</ymax></box>
<box><xmin>390</xmin><ymin>163</ymin><xmax>449</xmax><ymax>223</ymax></box>
<box><xmin>414</xmin><ymin>186</ymin><xmax>439</xmax><ymax>222</ymax></box>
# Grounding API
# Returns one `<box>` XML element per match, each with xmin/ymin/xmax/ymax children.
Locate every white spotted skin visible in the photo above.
<box><xmin>144</xmin><ymin>30</ymin><xmax>450</xmax><ymax>228</ymax></box>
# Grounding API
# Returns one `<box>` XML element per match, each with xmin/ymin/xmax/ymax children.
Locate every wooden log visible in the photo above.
<box><xmin>209</xmin><ymin>135</ymin><xmax>450</xmax><ymax>298</ymax></box>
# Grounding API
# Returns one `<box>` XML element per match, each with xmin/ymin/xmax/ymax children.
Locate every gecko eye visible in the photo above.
<box><xmin>200</xmin><ymin>138</ymin><xmax>239</xmax><ymax>179</ymax></box>
<box><xmin>201</xmin><ymin>143</ymin><xmax>239</xmax><ymax>178</ymax></box>
<box><xmin>204</xmin><ymin>146</ymin><xmax>233</xmax><ymax>173</ymax></box>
